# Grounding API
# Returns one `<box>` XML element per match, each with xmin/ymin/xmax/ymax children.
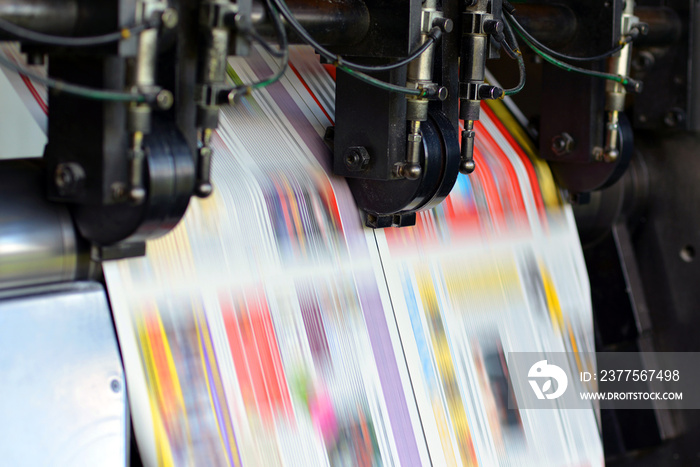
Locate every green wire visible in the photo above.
<box><xmin>224</xmin><ymin>0</ymin><xmax>288</xmax><ymax>101</ymax></box>
<box><xmin>53</xmin><ymin>83</ymin><xmax>147</xmax><ymax>102</ymax></box>
<box><xmin>504</xmin><ymin>52</ymin><xmax>526</xmax><ymax>96</ymax></box>
<box><xmin>0</xmin><ymin>53</ymin><xmax>147</xmax><ymax>102</ymax></box>
<box><xmin>514</xmin><ymin>26</ymin><xmax>629</xmax><ymax>86</ymax></box>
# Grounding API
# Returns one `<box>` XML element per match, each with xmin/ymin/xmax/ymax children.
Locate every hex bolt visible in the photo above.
<box><xmin>664</xmin><ymin>108</ymin><xmax>686</xmax><ymax>128</ymax></box>
<box><xmin>54</xmin><ymin>162</ymin><xmax>86</xmax><ymax>196</ymax></box>
<box><xmin>551</xmin><ymin>133</ymin><xmax>575</xmax><ymax>156</ymax></box>
<box><xmin>344</xmin><ymin>146</ymin><xmax>370</xmax><ymax>172</ymax></box>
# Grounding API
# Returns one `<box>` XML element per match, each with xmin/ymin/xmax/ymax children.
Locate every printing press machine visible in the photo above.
<box><xmin>0</xmin><ymin>0</ymin><xmax>698</xmax><ymax>464</ymax></box>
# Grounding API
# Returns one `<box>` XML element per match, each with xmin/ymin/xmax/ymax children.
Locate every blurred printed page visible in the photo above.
<box><xmin>104</xmin><ymin>46</ymin><xmax>602</xmax><ymax>466</ymax></box>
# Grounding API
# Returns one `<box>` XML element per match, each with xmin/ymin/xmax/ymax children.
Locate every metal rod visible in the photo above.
<box><xmin>251</xmin><ymin>0</ymin><xmax>370</xmax><ymax>46</ymax></box>
<box><xmin>0</xmin><ymin>0</ymin><xmax>78</xmax><ymax>36</ymax></box>
<box><xmin>603</xmin><ymin>0</ymin><xmax>636</xmax><ymax>163</ymax></box>
<box><xmin>510</xmin><ymin>4</ymin><xmax>577</xmax><ymax>47</ymax></box>
<box><xmin>512</xmin><ymin>4</ymin><xmax>681</xmax><ymax>49</ymax></box>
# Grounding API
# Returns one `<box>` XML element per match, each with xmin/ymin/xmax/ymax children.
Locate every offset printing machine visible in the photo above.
<box><xmin>0</xmin><ymin>0</ymin><xmax>698</xmax><ymax>464</ymax></box>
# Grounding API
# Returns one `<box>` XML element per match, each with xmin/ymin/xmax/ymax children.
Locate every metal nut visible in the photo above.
<box><xmin>551</xmin><ymin>132</ymin><xmax>575</xmax><ymax>156</ymax></box>
<box><xmin>344</xmin><ymin>146</ymin><xmax>370</xmax><ymax>172</ymax></box>
<box><xmin>54</xmin><ymin>162</ymin><xmax>85</xmax><ymax>196</ymax></box>
<box><xmin>407</xmin><ymin>134</ymin><xmax>422</xmax><ymax>143</ymax></box>
<box><xmin>664</xmin><ymin>108</ymin><xmax>686</xmax><ymax>128</ymax></box>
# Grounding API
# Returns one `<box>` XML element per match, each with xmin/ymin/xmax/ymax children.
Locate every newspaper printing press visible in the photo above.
<box><xmin>0</xmin><ymin>0</ymin><xmax>698</xmax><ymax>464</ymax></box>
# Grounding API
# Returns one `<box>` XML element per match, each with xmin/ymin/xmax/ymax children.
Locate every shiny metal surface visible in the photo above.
<box><xmin>0</xmin><ymin>0</ymin><xmax>78</xmax><ymax>35</ymax></box>
<box><xmin>0</xmin><ymin>281</ymin><xmax>127</xmax><ymax>467</ymax></box>
<box><xmin>135</xmin><ymin>28</ymin><xmax>158</xmax><ymax>88</ymax></box>
<box><xmin>0</xmin><ymin>161</ymin><xmax>79</xmax><ymax>290</ymax></box>
<box><xmin>251</xmin><ymin>0</ymin><xmax>370</xmax><ymax>46</ymax></box>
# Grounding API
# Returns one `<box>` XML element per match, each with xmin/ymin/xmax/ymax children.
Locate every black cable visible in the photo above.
<box><xmin>0</xmin><ymin>53</ymin><xmax>147</xmax><ymax>101</ymax></box>
<box><xmin>351</xmin><ymin>34</ymin><xmax>437</xmax><ymax>73</ymax></box>
<box><xmin>499</xmin><ymin>18</ymin><xmax>519</xmax><ymax>60</ymax></box>
<box><xmin>511</xmin><ymin>21</ymin><xmax>640</xmax><ymax>90</ymax></box>
<box><xmin>271</xmin><ymin>0</ymin><xmax>428</xmax><ymax>96</ymax></box>
<box><xmin>227</xmin><ymin>0</ymin><xmax>289</xmax><ymax>100</ymax></box>
<box><xmin>502</xmin><ymin>13</ymin><xmax>520</xmax><ymax>55</ymax></box>
<box><xmin>339</xmin><ymin>66</ymin><xmax>422</xmax><ymax>96</ymax></box>
<box><xmin>504</xmin><ymin>10</ymin><xmax>625</xmax><ymax>63</ymax></box>
<box><xmin>503</xmin><ymin>0</ymin><xmax>516</xmax><ymax>16</ymax></box>
<box><xmin>271</xmin><ymin>0</ymin><xmax>439</xmax><ymax>73</ymax></box>
<box><xmin>491</xmin><ymin>14</ymin><xmax>525</xmax><ymax>96</ymax></box>
<box><xmin>0</xmin><ymin>17</ymin><xmax>149</xmax><ymax>47</ymax></box>
<box><xmin>246</xmin><ymin>29</ymin><xmax>285</xmax><ymax>59</ymax></box>
<box><xmin>500</xmin><ymin>39</ymin><xmax>517</xmax><ymax>60</ymax></box>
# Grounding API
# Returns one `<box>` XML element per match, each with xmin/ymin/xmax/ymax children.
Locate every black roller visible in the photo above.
<box><xmin>347</xmin><ymin>109</ymin><xmax>460</xmax><ymax>227</ymax></box>
<box><xmin>0</xmin><ymin>160</ymin><xmax>83</xmax><ymax>290</ymax></box>
<box><xmin>72</xmin><ymin>117</ymin><xmax>195</xmax><ymax>246</ymax></box>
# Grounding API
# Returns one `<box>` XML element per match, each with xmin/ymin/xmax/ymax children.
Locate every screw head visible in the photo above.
<box><xmin>344</xmin><ymin>146</ymin><xmax>370</xmax><ymax>172</ymax></box>
<box><xmin>54</xmin><ymin>162</ymin><xmax>85</xmax><ymax>196</ymax></box>
<box><xmin>551</xmin><ymin>132</ymin><xmax>575</xmax><ymax>156</ymax></box>
<box><xmin>664</xmin><ymin>108</ymin><xmax>686</xmax><ymax>128</ymax></box>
